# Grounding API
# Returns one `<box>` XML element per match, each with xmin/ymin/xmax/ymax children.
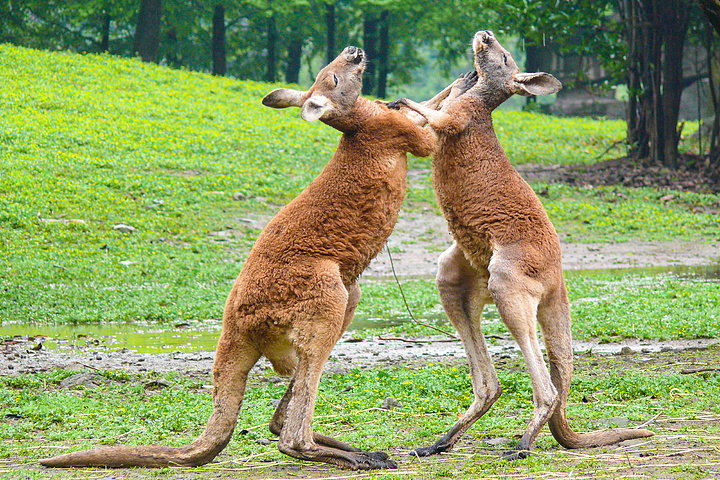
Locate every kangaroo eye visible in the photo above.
<box><xmin>333</xmin><ymin>74</ymin><xmax>339</xmax><ymax>86</ymax></box>
<box><xmin>502</xmin><ymin>54</ymin><xmax>508</xmax><ymax>66</ymax></box>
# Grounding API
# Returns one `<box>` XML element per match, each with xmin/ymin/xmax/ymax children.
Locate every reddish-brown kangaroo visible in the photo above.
<box><xmin>40</xmin><ymin>46</ymin><xmax>438</xmax><ymax>471</ymax></box>
<box><xmin>391</xmin><ymin>31</ymin><xmax>654</xmax><ymax>459</ymax></box>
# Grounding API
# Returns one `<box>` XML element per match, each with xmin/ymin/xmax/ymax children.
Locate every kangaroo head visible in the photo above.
<box><xmin>471</xmin><ymin>30</ymin><xmax>561</xmax><ymax>109</ymax></box>
<box><xmin>262</xmin><ymin>46</ymin><xmax>365</xmax><ymax>124</ymax></box>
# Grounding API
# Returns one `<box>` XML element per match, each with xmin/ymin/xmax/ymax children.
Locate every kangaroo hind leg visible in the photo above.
<box><xmin>415</xmin><ymin>243</ymin><xmax>501</xmax><ymax>457</ymax></box>
<box><xmin>275</xmin><ymin>273</ymin><xmax>396</xmax><ymax>470</ymax></box>
<box><xmin>488</xmin><ymin>262</ymin><xmax>558</xmax><ymax>460</ymax></box>
<box><xmin>269</xmin><ymin>281</ymin><xmax>386</xmax><ymax>457</ymax></box>
<box><xmin>539</xmin><ymin>282</ymin><xmax>654</xmax><ymax>448</ymax></box>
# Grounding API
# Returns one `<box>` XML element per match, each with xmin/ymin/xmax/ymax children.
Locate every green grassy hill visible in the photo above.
<box><xmin>1</xmin><ymin>45</ymin><xmax>717</xmax><ymax>325</ymax></box>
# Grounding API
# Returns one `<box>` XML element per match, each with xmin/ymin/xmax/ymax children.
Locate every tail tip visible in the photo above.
<box><xmin>39</xmin><ymin>456</ymin><xmax>61</xmax><ymax>467</ymax></box>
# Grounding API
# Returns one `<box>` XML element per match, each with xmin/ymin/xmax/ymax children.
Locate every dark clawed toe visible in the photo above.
<box><xmin>501</xmin><ymin>448</ymin><xmax>531</xmax><ymax>461</ymax></box>
<box><xmin>356</xmin><ymin>452</ymin><xmax>397</xmax><ymax>470</ymax></box>
<box><xmin>386</xmin><ymin>99</ymin><xmax>407</xmax><ymax>110</ymax></box>
<box><xmin>367</xmin><ymin>451</ymin><xmax>390</xmax><ymax>461</ymax></box>
<box><xmin>461</xmin><ymin>72</ymin><xmax>478</xmax><ymax>88</ymax></box>
<box><xmin>412</xmin><ymin>444</ymin><xmax>442</xmax><ymax>457</ymax></box>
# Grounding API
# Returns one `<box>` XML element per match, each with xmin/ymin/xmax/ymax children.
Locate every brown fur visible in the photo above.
<box><xmin>393</xmin><ymin>31</ymin><xmax>654</xmax><ymax>459</ymax></box>
<box><xmin>40</xmin><ymin>46</ymin><xmax>435</xmax><ymax>471</ymax></box>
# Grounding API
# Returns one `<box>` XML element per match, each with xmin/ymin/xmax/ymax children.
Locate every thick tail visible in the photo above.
<box><xmin>548</xmin><ymin>405</ymin><xmax>654</xmax><ymax>450</ymax></box>
<box><xmin>540</xmin><ymin>284</ymin><xmax>654</xmax><ymax>450</ymax></box>
<box><xmin>40</xmin><ymin>332</ymin><xmax>261</xmax><ymax>468</ymax></box>
<box><xmin>39</xmin><ymin>404</ymin><xmax>241</xmax><ymax>468</ymax></box>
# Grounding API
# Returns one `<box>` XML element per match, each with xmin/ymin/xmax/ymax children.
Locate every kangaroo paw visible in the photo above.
<box><xmin>501</xmin><ymin>448</ymin><xmax>531</xmax><ymax>461</ymax></box>
<box><xmin>354</xmin><ymin>451</ymin><xmax>397</xmax><ymax>470</ymax></box>
<box><xmin>386</xmin><ymin>98</ymin><xmax>408</xmax><ymax>110</ymax></box>
<box><xmin>412</xmin><ymin>442</ymin><xmax>450</xmax><ymax>457</ymax></box>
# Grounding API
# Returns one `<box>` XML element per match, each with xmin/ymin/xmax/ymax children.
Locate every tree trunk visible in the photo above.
<box><xmin>101</xmin><ymin>12</ymin><xmax>110</xmax><ymax>52</ymax></box>
<box><xmin>524</xmin><ymin>41</ymin><xmax>542</xmax><ymax>106</ymax></box>
<box><xmin>377</xmin><ymin>11</ymin><xmax>389</xmax><ymax>99</ymax></box>
<box><xmin>698</xmin><ymin>0</ymin><xmax>720</xmax><ymax>34</ymax></box>
<box><xmin>212</xmin><ymin>4</ymin><xmax>227</xmax><ymax>76</ymax></box>
<box><xmin>644</xmin><ymin>0</ymin><xmax>663</xmax><ymax>166</ymax></box>
<box><xmin>265</xmin><ymin>13</ymin><xmax>277</xmax><ymax>83</ymax></box>
<box><xmin>325</xmin><ymin>3</ymin><xmax>336</xmax><ymax>65</ymax></box>
<box><xmin>362</xmin><ymin>12</ymin><xmax>378</xmax><ymax>96</ymax></box>
<box><xmin>660</xmin><ymin>0</ymin><xmax>690</xmax><ymax>168</ymax></box>
<box><xmin>698</xmin><ymin>0</ymin><xmax>720</xmax><ymax>164</ymax></box>
<box><xmin>619</xmin><ymin>0</ymin><xmax>691</xmax><ymax>167</ymax></box>
<box><xmin>285</xmin><ymin>37</ymin><xmax>302</xmax><ymax>84</ymax></box>
<box><xmin>165</xmin><ymin>27</ymin><xmax>178</xmax><ymax>66</ymax></box>
<box><xmin>133</xmin><ymin>0</ymin><xmax>162</xmax><ymax>63</ymax></box>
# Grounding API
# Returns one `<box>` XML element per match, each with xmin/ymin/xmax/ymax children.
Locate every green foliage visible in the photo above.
<box><xmin>357</xmin><ymin>271</ymin><xmax>720</xmax><ymax>342</ymax></box>
<box><xmin>1</xmin><ymin>46</ymin><xmax>719</xmax><ymax>329</ymax></box>
<box><xmin>568</xmin><ymin>272</ymin><xmax>720</xmax><ymax>341</ymax></box>
<box><xmin>538</xmin><ymin>184</ymin><xmax>720</xmax><ymax>242</ymax></box>
<box><xmin>494</xmin><ymin>111</ymin><xmax>626</xmax><ymax>166</ymax></box>
<box><xmin>0</xmin><ymin>44</ymin><xmax>336</xmax><ymax>324</ymax></box>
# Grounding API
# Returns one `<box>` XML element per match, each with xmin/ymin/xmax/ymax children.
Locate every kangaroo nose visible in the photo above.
<box><xmin>476</xmin><ymin>30</ymin><xmax>494</xmax><ymax>43</ymax></box>
<box><xmin>351</xmin><ymin>48</ymin><xmax>364</xmax><ymax>64</ymax></box>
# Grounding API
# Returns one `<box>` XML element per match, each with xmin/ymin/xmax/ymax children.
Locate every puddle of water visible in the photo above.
<box><xmin>3</xmin><ymin>263</ymin><xmax>717</xmax><ymax>354</ymax></box>
<box><xmin>0</xmin><ymin>321</ymin><xmax>222</xmax><ymax>354</ymax></box>
<box><xmin>563</xmin><ymin>262</ymin><xmax>720</xmax><ymax>280</ymax></box>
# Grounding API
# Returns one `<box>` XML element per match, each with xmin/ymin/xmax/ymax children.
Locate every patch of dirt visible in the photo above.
<box><xmin>364</xmin><ymin>164</ymin><xmax>720</xmax><ymax>277</ymax></box>
<box><xmin>517</xmin><ymin>155</ymin><xmax>720</xmax><ymax>193</ymax></box>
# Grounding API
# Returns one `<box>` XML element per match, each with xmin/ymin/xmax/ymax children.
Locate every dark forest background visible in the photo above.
<box><xmin>5</xmin><ymin>0</ymin><xmax>720</xmax><ymax>172</ymax></box>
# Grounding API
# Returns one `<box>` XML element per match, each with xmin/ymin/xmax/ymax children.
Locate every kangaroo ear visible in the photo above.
<box><xmin>301</xmin><ymin>95</ymin><xmax>333</xmax><ymax>122</ymax></box>
<box><xmin>262</xmin><ymin>88</ymin><xmax>306</xmax><ymax>109</ymax></box>
<box><xmin>512</xmin><ymin>72</ymin><xmax>562</xmax><ymax>97</ymax></box>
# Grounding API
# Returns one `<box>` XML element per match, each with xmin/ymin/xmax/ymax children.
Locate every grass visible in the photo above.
<box><xmin>354</xmin><ymin>270</ymin><xmax>720</xmax><ymax>342</ymax></box>
<box><xmin>1</xmin><ymin>44</ymin><xmax>720</xmax><ymax>479</ymax></box>
<box><xmin>2</xmin><ymin>44</ymin><xmax>719</xmax><ymax>326</ymax></box>
<box><xmin>2</xmin><ymin>347</ymin><xmax>720</xmax><ymax>478</ymax></box>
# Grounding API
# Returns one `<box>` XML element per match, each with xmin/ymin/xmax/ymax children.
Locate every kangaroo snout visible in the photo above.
<box><xmin>344</xmin><ymin>46</ymin><xmax>365</xmax><ymax>64</ymax></box>
<box><xmin>474</xmin><ymin>30</ymin><xmax>495</xmax><ymax>48</ymax></box>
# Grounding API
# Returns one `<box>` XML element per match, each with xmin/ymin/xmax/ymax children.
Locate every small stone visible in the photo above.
<box><xmin>381</xmin><ymin>397</ymin><xmax>402</xmax><ymax>410</ymax></box>
<box><xmin>113</xmin><ymin>224</ymin><xmax>135</xmax><ymax>233</ymax></box>
<box><xmin>485</xmin><ymin>437</ymin><xmax>511</xmax><ymax>446</ymax></box>
<box><xmin>596</xmin><ymin>416</ymin><xmax>630</xmax><ymax>428</ymax></box>
<box><xmin>619</xmin><ymin>346</ymin><xmax>634</xmax><ymax>355</ymax></box>
<box><xmin>61</xmin><ymin>373</ymin><xmax>106</xmax><ymax>389</ymax></box>
<box><xmin>256</xmin><ymin>438</ymin><xmax>271</xmax><ymax>446</ymax></box>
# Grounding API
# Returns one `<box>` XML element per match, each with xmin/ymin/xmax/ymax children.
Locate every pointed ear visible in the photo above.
<box><xmin>262</xmin><ymin>88</ymin><xmax>306</xmax><ymax>109</ymax></box>
<box><xmin>300</xmin><ymin>95</ymin><xmax>333</xmax><ymax>121</ymax></box>
<box><xmin>512</xmin><ymin>72</ymin><xmax>562</xmax><ymax>97</ymax></box>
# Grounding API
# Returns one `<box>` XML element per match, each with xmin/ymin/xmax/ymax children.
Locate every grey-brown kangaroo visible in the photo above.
<box><xmin>40</xmin><ymin>46</ymin><xmax>437</xmax><ymax>471</ymax></box>
<box><xmin>392</xmin><ymin>31</ymin><xmax>654</xmax><ymax>459</ymax></box>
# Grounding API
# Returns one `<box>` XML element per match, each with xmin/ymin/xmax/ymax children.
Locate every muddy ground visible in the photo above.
<box><xmin>3</xmin><ymin>163</ymin><xmax>720</xmax><ymax>479</ymax></box>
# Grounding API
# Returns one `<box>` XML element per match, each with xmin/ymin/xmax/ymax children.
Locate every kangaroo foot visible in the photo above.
<box><xmin>412</xmin><ymin>441</ymin><xmax>451</xmax><ymax>458</ymax></box>
<box><xmin>279</xmin><ymin>442</ymin><xmax>397</xmax><ymax>470</ymax></box>
<box><xmin>501</xmin><ymin>448</ymin><xmax>531</xmax><ymax>461</ymax></box>
<box><xmin>356</xmin><ymin>451</ymin><xmax>397</xmax><ymax>469</ymax></box>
